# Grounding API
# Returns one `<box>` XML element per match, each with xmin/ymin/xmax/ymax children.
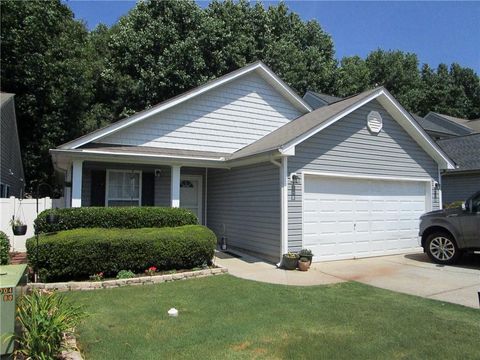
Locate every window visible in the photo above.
<box><xmin>180</xmin><ymin>180</ymin><xmax>194</xmax><ymax>188</ymax></box>
<box><xmin>106</xmin><ymin>170</ymin><xmax>141</xmax><ymax>206</ymax></box>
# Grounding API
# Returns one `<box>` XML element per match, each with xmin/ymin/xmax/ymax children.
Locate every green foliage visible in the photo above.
<box><xmin>34</xmin><ymin>206</ymin><xmax>198</xmax><ymax>234</ymax></box>
<box><xmin>116</xmin><ymin>270</ymin><xmax>136</xmax><ymax>279</ymax></box>
<box><xmin>15</xmin><ymin>289</ymin><xmax>85</xmax><ymax>360</ymax></box>
<box><xmin>298</xmin><ymin>248</ymin><xmax>313</xmax><ymax>257</ymax></box>
<box><xmin>299</xmin><ymin>257</ymin><xmax>309</xmax><ymax>263</ymax></box>
<box><xmin>444</xmin><ymin>200</ymin><xmax>464</xmax><ymax>209</ymax></box>
<box><xmin>0</xmin><ymin>231</ymin><xmax>10</xmax><ymax>265</ymax></box>
<box><xmin>1</xmin><ymin>0</ymin><xmax>479</xmax><ymax>191</ymax></box>
<box><xmin>26</xmin><ymin>225</ymin><xmax>217</xmax><ymax>281</ymax></box>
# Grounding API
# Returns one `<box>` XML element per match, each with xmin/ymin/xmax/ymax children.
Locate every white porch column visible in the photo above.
<box><xmin>71</xmin><ymin>160</ymin><xmax>83</xmax><ymax>208</ymax></box>
<box><xmin>65</xmin><ymin>165</ymin><xmax>72</xmax><ymax>208</ymax></box>
<box><xmin>170</xmin><ymin>165</ymin><xmax>181</xmax><ymax>208</ymax></box>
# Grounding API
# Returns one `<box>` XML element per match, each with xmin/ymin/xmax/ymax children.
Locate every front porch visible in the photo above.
<box><xmin>66</xmin><ymin>161</ymin><xmax>208</xmax><ymax>225</ymax></box>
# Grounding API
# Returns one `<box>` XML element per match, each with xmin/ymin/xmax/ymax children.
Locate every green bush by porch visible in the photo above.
<box><xmin>34</xmin><ymin>206</ymin><xmax>198</xmax><ymax>234</ymax></box>
<box><xmin>26</xmin><ymin>225</ymin><xmax>216</xmax><ymax>281</ymax></box>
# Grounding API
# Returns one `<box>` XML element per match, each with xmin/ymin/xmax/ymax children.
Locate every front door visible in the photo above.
<box><xmin>180</xmin><ymin>175</ymin><xmax>202</xmax><ymax>224</ymax></box>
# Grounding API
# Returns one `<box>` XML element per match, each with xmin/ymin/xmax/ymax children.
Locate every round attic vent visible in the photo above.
<box><xmin>367</xmin><ymin>111</ymin><xmax>383</xmax><ymax>133</ymax></box>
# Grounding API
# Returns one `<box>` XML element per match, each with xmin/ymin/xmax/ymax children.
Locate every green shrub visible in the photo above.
<box><xmin>0</xmin><ymin>231</ymin><xmax>10</xmax><ymax>265</ymax></box>
<box><xmin>15</xmin><ymin>289</ymin><xmax>84</xmax><ymax>359</ymax></box>
<box><xmin>116</xmin><ymin>270</ymin><xmax>136</xmax><ymax>279</ymax></box>
<box><xmin>34</xmin><ymin>207</ymin><xmax>198</xmax><ymax>234</ymax></box>
<box><xmin>444</xmin><ymin>200</ymin><xmax>464</xmax><ymax>209</ymax></box>
<box><xmin>26</xmin><ymin>225</ymin><xmax>216</xmax><ymax>281</ymax></box>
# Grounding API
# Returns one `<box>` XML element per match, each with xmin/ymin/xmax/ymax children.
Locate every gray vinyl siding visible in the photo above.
<box><xmin>98</xmin><ymin>73</ymin><xmax>302</xmax><ymax>153</ymax></box>
<box><xmin>288</xmin><ymin>99</ymin><xmax>439</xmax><ymax>251</ymax></box>
<box><xmin>0</xmin><ymin>97</ymin><xmax>24</xmax><ymax>197</ymax></box>
<box><xmin>207</xmin><ymin>162</ymin><xmax>280</xmax><ymax>262</ymax></box>
<box><xmin>81</xmin><ymin>162</ymin><xmax>206</xmax><ymax>223</ymax></box>
<box><xmin>442</xmin><ymin>172</ymin><xmax>480</xmax><ymax>205</ymax></box>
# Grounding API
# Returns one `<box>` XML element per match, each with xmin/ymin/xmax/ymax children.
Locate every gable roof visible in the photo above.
<box><xmin>412</xmin><ymin>114</ymin><xmax>463</xmax><ymax>137</ymax></box>
<box><xmin>423</xmin><ymin>112</ymin><xmax>474</xmax><ymax>136</ymax></box>
<box><xmin>437</xmin><ymin>133</ymin><xmax>480</xmax><ymax>172</ymax></box>
<box><xmin>58</xmin><ymin>61</ymin><xmax>312</xmax><ymax>150</ymax></box>
<box><xmin>0</xmin><ymin>92</ymin><xmax>14</xmax><ymax>107</ymax></box>
<box><xmin>303</xmin><ymin>90</ymin><xmax>342</xmax><ymax>109</ymax></box>
<box><xmin>232</xmin><ymin>88</ymin><xmax>379</xmax><ymax>159</ymax></box>
<box><xmin>232</xmin><ymin>87</ymin><xmax>455</xmax><ymax>169</ymax></box>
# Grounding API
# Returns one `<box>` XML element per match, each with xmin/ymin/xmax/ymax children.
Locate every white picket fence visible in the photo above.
<box><xmin>0</xmin><ymin>197</ymin><xmax>64</xmax><ymax>252</ymax></box>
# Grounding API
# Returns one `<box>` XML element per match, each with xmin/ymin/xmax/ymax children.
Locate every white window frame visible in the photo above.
<box><xmin>105</xmin><ymin>169</ymin><xmax>142</xmax><ymax>207</ymax></box>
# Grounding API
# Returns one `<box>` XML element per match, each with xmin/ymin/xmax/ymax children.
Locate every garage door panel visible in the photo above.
<box><xmin>303</xmin><ymin>175</ymin><xmax>426</xmax><ymax>261</ymax></box>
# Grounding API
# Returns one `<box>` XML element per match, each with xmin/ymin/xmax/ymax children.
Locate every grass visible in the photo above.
<box><xmin>66</xmin><ymin>275</ymin><xmax>480</xmax><ymax>360</ymax></box>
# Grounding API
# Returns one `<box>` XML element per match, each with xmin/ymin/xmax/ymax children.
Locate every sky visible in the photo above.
<box><xmin>64</xmin><ymin>1</ymin><xmax>480</xmax><ymax>73</ymax></box>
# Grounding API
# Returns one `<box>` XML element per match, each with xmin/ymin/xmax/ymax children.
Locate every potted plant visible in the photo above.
<box><xmin>10</xmin><ymin>218</ymin><xmax>27</xmax><ymax>235</ymax></box>
<box><xmin>298</xmin><ymin>249</ymin><xmax>313</xmax><ymax>265</ymax></box>
<box><xmin>282</xmin><ymin>252</ymin><xmax>299</xmax><ymax>270</ymax></box>
<box><xmin>298</xmin><ymin>257</ymin><xmax>310</xmax><ymax>271</ymax></box>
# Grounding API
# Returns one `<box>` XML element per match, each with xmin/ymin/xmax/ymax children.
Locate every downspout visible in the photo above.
<box><xmin>270</xmin><ymin>156</ymin><xmax>288</xmax><ymax>266</ymax></box>
<box><xmin>437</xmin><ymin>166</ymin><xmax>443</xmax><ymax>209</ymax></box>
<box><xmin>204</xmin><ymin>168</ymin><xmax>208</xmax><ymax>226</ymax></box>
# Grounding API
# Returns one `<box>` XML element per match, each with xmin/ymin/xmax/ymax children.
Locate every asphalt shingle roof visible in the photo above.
<box><xmin>437</xmin><ymin>133</ymin><xmax>480</xmax><ymax>171</ymax></box>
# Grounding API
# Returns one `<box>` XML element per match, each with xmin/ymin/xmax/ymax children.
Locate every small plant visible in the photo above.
<box><xmin>10</xmin><ymin>218</ymin><xmax>25</xmax><ymax>227</ymax></box>
<box><xmin>14</xmin><ymin>289</ymin><xmax>85</xmax><ymax>359</ymax></box>
<box><xmin>298</xmin><ymin>249</ymin><xmax>313</xmax><ymax>257</ymax></box>
<box><xmin>282</xmin><ymin>252</ymin><xmax>299</xmax><ymax>270</ymax></box>
<box><xmin>0</xmin><ymin>231</ymin><xmax>10</xmax><ymax>265</ymax></box>
<box><xmin>89</xmin><ymin>272</ymin><xmax>104</xmax><ymax>281</ymax></box>
<box><xmin>167</xmin><ymin>269</ymin><xmax>177</xmax><ymax>274</ymax></box>
<box><xmin>145</xmin><ymin>266</ymin><xmax>157</xmax><ymax>276</ymax></box>
<box><xmin>117</xmin><ymin>270</ymin><xmax>135</xmax><ymax>279</ymax></box>
<box><xmin>284</xmin><ymin>252</ymin><xmax>299</xmax><ymax>259</ymax></box>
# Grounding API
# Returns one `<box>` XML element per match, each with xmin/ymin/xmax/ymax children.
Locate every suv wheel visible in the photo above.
<box><xmin>425</xmin><ymin>232</ymin><xmax>461</xmax><ymax>265</ymax></box>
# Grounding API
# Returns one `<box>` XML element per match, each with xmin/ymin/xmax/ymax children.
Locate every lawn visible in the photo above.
<box><xmin>66</xmin><ymin>275</ymin><xmax>480</xmax><ymax>360</ymax></box>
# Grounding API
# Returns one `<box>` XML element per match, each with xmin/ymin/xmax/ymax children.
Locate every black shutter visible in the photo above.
<box><xmin>90</xmin><ymin>170</ymin><xmax>106</xmax><ymax>206</ymax></box>
<box><xmin>142</xmin><ymin>172</ymin><xmax>155</xmax><ymax>206</ymax></box>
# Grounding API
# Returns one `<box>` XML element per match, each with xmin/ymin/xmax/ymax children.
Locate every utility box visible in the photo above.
<box><xmin>0</xmin><ymin>264</ymin><xmax>27</xmax><ymax>356</ymax></box>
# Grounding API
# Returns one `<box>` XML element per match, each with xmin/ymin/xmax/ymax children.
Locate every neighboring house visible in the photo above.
<box><xmin>50</xmin><ymin>62</ymin><xmax>454</xmax><ymax>263</ymax></box>
<box><xmin>0</xmin><ymin>92</ymin><xmax>25</xmax><ymax>198</ymax></box>
<box><xmin>436</xmin><ymin>133</ymin><xmax>480</xmax><ymax>204</ymax></box>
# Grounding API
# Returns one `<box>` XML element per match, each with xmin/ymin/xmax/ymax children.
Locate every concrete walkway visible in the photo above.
<box><xmin>214</xmin><ymin>250</ymin><xmax>480</xmax><ymax>308</ymax></box>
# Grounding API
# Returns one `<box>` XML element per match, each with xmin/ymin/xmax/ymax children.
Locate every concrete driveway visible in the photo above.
<box><xmin>215</xmin><ymin>251</ymin><xmax>480</xmax><ymax>309</ymax></box>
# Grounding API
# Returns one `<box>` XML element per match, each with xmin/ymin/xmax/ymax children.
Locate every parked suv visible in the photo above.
<box><xmin>419</xmin><ymin>191</ymin><xmax>480</xmax><ymax>264</ymax></box>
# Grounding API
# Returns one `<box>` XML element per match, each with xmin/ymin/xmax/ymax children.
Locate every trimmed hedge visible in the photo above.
<box><xmin>0</xmin><ymin>231</ymin><xmax>10</xmax><ymax>265</ymax></box>
<box><xmin>26</xmin><ymin>225</ymin><xmax>216</xmax><ymax>281</ymax></box>
<box><xmin>34</xmin><ymin>207</ymin><xmax>198</xmax><ymax>234</ymax></box>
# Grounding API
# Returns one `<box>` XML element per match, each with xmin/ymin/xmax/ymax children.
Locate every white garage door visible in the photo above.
<box><xmin>303</xmin><ymin>175</ymin><xmax>428</xmax><ymax>261</ymax></box>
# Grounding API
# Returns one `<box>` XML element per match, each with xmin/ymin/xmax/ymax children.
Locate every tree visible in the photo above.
<box><xmin>335</xmin><ymin>56</ymin><xmax>371</xmax><ymax>97</ymax></box>
<box><xmin>0</xmin><ymin>0</ymin><xmax>92</xmax><ymax>187</ymax></box>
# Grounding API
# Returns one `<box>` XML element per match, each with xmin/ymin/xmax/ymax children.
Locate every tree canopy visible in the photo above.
<box><xmin>1</xmin><ymin>0</ymin><xmax>479</xmax><ymax>188</ymax></box>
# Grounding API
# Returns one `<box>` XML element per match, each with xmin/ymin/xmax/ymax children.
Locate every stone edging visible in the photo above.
<box><xmin>61</xmin><ymin>333</ymin><xmax>83</xmax><ymax>360</ymax></box>
<box><xmin>28</xmin><ymin>266</ymin><xmax>228</xmax><ymax>292</ymax></box>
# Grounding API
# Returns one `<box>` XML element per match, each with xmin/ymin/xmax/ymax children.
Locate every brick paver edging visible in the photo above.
<box><xmin>28</xmin><ymin>266</ymin><xmax>228</xmax><ymax>292</ymax></box>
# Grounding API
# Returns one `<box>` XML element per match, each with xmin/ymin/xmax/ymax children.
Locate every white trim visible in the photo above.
<box><xmin>282</xmin><ymin>89</ymin><xmax>383</xmax><ymax>152</ymax></box>
<box><xmin>59</xmin><ymin>62</ymin><xmax>311</xmax><ymax>150</ymax></box>
<box><xmin>170</xmin><ymin>166</ymin><xmax>181</xmax><ymax>208</ymax></box>
<box><xmin>65</xmin><ymin>165</ymin><xmax>72</xmax><ymax>208</ymax></box>
<box><xmin>282</xmin><ymin>88</ymin><xmax>455</xmax><ymax>170</ymax></box>
<box><xmin>204</xmin><ymin>168</ymin><xmax>208</xmax><ymax>226</ymax></box>
<box><xmin>438</xmin><ymin>166</ymin><xmax>443</xmax><ymax>209</ymax></box>
<box><xmin>425</xmin><ymin>181</ymin><xmax>433</xmax><ymax>212</ymax></box>
<box><xmin>180</xmin><ymin>174</ymin><xmax>203</xmax><ymax>224</ymax></box>
<box><xmin>301</xmin><ymin>170</ymin><xmax>432</xmax><ymax>183</ymax></box>
<box><xmin>301</xmin><ymin>171</ymin><xmax>305</xmax><ymax>250</ymax></box>
<box><xmin>379</xmin><ymin>91</ymin><xmax>455</xmax><ymax>169</ymax></box>
<box><xmin>71</xmin><ymin>160</ymin><xmax>83</xmax><ymax>207</ymax></box>
<box><xmin>105</xmin><ymin>169</ymin><xmax>142</xmax><ymax>207</ymax></box>
<box><xmin>280</xmin><ymin>157</ymin><xmax>288</xmax><ymax>259</ymax></box>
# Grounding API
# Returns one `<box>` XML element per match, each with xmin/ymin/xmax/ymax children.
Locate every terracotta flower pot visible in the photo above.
<box><xmin>298</xmin><ymin>261</ymin><xmax>310</xmax><ymax>272</ymax></box>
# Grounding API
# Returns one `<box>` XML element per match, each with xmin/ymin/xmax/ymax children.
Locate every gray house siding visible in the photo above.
<box><xmin>442</xmin><ymin>172</ymin><xmax>480</xmax><ymax>205</ymax></box>
<box><xmin>0</xmin><ymin>96</ymin><xmax>24</xmax><ymax>197</ymax></box>
<box><xmin>207</xmin><ymin>162</ymin><xmax>280</xmax><ymax>262</ymax></box>
<box><xmin>288</xmin><ymin>100</ymin><xmax>439</xmax><ymax>251</ymax></box>
<box><xmin>81</xmin><ymin>162</ymin><xmax>206</xmax><ymax>223</ymax></box>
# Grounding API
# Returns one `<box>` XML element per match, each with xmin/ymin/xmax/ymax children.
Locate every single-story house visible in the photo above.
<box><xmin>436</xmin><ymin>133</ymin><xmax>480</xmax><ymax>204</ymax></box>
<box><xmin>50</xmin><ymin>62</ymin><xmax>455</xmax><ymax>263</ymax></box>
<box><xmin>0</xmin><ymin>92</ymin><xmax>25</xmax><ymax>198</ymax></box>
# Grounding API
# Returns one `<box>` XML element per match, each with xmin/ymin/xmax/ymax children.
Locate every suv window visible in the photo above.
<box><xmin>471</xmin><ymin>193</ymin><xmax>480</xmax><ymax>213</ymax></box>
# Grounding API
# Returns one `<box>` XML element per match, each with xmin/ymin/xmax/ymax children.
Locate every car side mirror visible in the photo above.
<box><xmin>461</xmin><ymin>202</ymin><xmax>467</xmax><ymax>211</ymax></box>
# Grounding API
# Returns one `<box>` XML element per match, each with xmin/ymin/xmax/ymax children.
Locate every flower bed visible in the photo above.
<box><xmin>28</xmin><ymin>266</ymin><xmax>228</xmax><ymax>292</ymax></box>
